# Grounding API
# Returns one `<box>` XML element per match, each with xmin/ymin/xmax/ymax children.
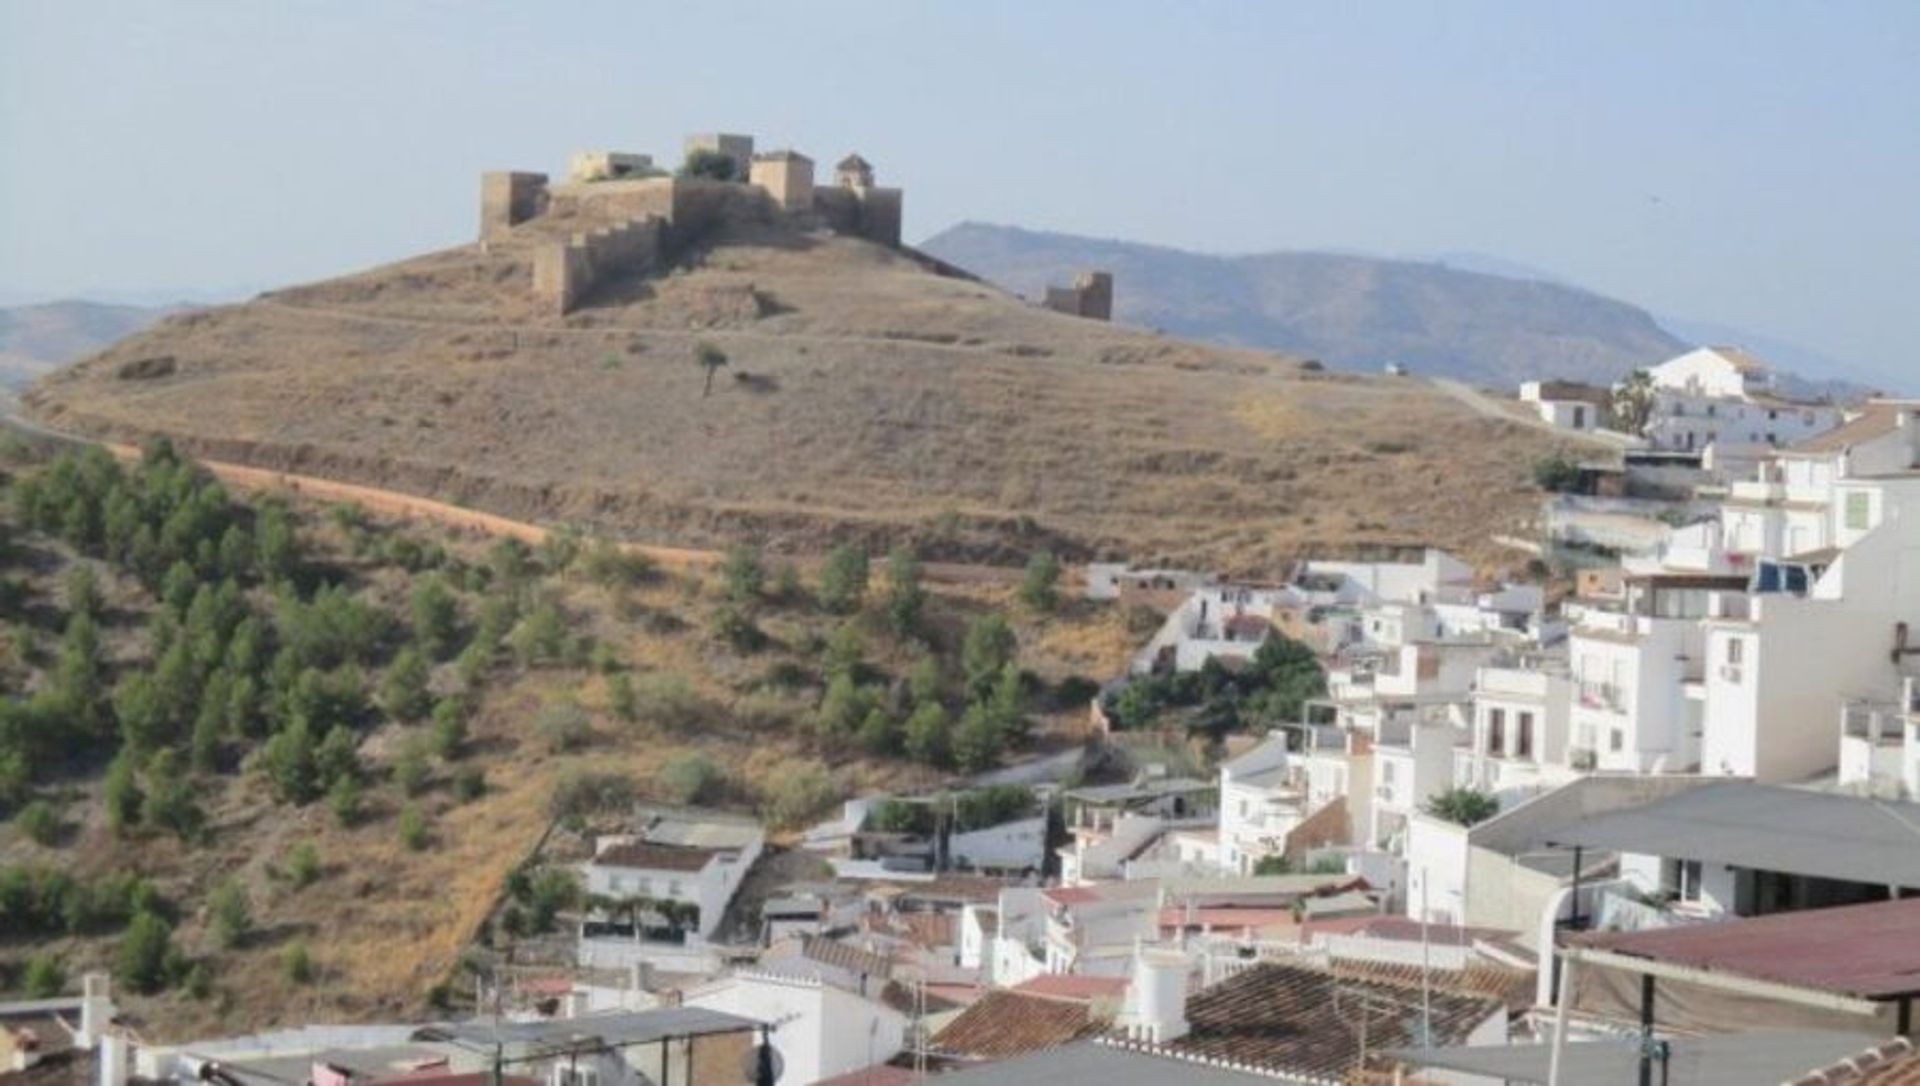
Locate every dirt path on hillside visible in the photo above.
<box><xmin>1429</xmin><ymin>377</ymin><xmax>1624</xmax><ymax>450</ymax></box>
<box><xmin>1</xmin><ymin>399</ymin><xmax>1023</xmax><ymax>585</ymax></box>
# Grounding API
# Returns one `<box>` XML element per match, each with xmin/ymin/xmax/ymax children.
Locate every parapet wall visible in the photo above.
<box><xmin>544</xmin><ymin>176</ymin><xmax>767</xmax><ymax>249</ymax></box>
<box><xmin>533</xmin><ymin>216</ymin><xmax>663</xmax><ymax>315</ymax></box>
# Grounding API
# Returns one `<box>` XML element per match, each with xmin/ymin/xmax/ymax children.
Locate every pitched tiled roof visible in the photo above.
<box><xmin>1787</xmin><ymin>404</ymin><xmax>1906</xmax><ymax>454</ymax></box>
<box><xmin>593</xmin><ymin>841</ymin><xmax>718</xmax><ymax>872</ymax></box>
<box><xmin>1148</xmin><ymin>962</ymin><xmax>1503</xmax><ymax>1080</ymax></box>
<box><xmin>1710</xmin><ymin>345</ymin><xmax>1772</xmax><ymax>375</ymax></box>
<box><xmin>1325</xmin><ymin>957</ymin><xmax>1536</xmax><ymax>1013</ymax></box>
<box><xmin>933</xmin><ymin>990</ymin><xmax>1103</xmax><ymax>1060</ymax></box>
<box><xmin>796</xmin><ymin>934</ymin><xmax>893</xmax><ymax>979</ymax></box>
<box><xmin>1013</xmin><ymin>974</ymin><xmax>1129</xmax><ymax>1002</ymax></box>
<box><xmin>1785</xmin><ymin>1036</ymin><xmax>1918</xmax><ymax>1085</ymax></box>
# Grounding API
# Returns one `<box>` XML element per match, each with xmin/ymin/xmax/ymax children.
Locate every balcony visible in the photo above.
<box><xmin>1576</xmin><ymin>681</ymin><xmax>1627</xmax><ymax>714</ymax></box>
<box><xmin>1842</xmin><ymin>700</ymin><xmax>1911</xmax><ymax>747</ymax></box>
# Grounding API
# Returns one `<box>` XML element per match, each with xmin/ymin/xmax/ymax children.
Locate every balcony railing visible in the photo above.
<box><xmin>1577</xmin><ymin>682</ymin><xmax>1627</xmax><ymax>713</ymax></box>
<box><xmin>1842</xmin><ymin>700</ymin><xmax>1912</xmax><ymax>746</ymax></box>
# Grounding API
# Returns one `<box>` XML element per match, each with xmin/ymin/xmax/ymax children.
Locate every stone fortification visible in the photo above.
<box><xmin>482</xmin><ymin>131</ymin><xmax>907</xmax><ymax>313</ymax></box>
<box><xmin>1043</xmin><ymin>271</ymin><xmax>1113</xmax><ymax>321</ymax></box>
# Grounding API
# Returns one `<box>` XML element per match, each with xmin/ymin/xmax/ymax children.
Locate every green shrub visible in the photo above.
<box><xmin>817</xmin><ymin>546</ymin><xmax>869</xmax><ymax>613</ymax></box>
<box><xmin>658</xmin><ymin>752</ymin><xmax>725</xmax><ymax>806</ymax></box>
<box><xmin>117</xmin><ymin>910</ymin><xmax>175</xmax><ymax>994</ymax></box>
<box><xmin>430</xmin><ymin>698</ymin><xmax>468</xmax><ymax>759</ymax></box>
<box><xmin>286</xmin><ymin>841</ymin><xmax>321</xmax><ymax>888</ymax></box>
<box><xmin>16</xmin><ymin>800</ymin><xmax>60</xmax><ymax>846</ymax></box>
<box><xmin>22</xmin><ymin>950</ymin><xmax>64</xmax><ymax>998</ymax></box>
<box><xmin>283</xmin><ymin>939</ymin><xmax>314</xmax><ymax>984</ymax></box>
<box><xmin>536</xmin><ymin>700</ymin><xmax>592</xmax><ymax>753</ymax></box>
<box><xmin>209</xmin><ymin>879</ymin><xmax>252</xmax><ymax>949</ymax></box>
<box><xmin>1019</xmin><ymin>551</ymin><xmax>1062</xmax><ymax>612</ymax></box>
<box><xmin>630</xmin><ymin>673</ymin><xmax>701</xmax><ymax>732</ymax></box>
<box><xmin>452</xmin><ymin>767</ymin><xmax>487</xmax><ymax>803</ymax></box>
<box><xmin>761</xmin><ymin>760</ymin><xmax>838</xmax><ymax>829</ymax></box>
<box><xmin>398</xmin><ymin>804</ymin><xmax>429</xmax><ymax>851</ymax></box>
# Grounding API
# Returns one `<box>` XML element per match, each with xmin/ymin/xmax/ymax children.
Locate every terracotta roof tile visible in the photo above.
<box><xmin>1787</xmin><ymin>404</ymin><xmax>1906</xmax><ymax>454</ymax></box>
<box><xmin>933</xmin><ymin>990</ymin><xmax>1104</xmax><ymax>1060</ymax></box>
<box><xmin>593</xmin><ymin>841</ymin><xmax>718</xmax><ymax>872</ymax></box>
<box><xmin>1013</xmin><ymin>974</ymin><xmax>1131</xmax><ymax>1002</ymax></box>
<box><xmin>1146</xmin><ymin>962</ymin><xmax>1504</xmax><ymax>1080</ymax></box>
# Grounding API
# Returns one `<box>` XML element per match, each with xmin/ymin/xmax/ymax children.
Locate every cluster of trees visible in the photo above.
<box><xmin>1104</xmin><ymin>632</ymin><xmax>1327</xmax><ymax>736</ymax></box>
<box><xmin>810</xmin><ymin>611</ymin><xmax>1028</xmax><ymax>774</ymax></box>
<box><xmin>710</xmin><ymin>539</ymin><xmax>1038</xmax><ymax>774</ymax></box>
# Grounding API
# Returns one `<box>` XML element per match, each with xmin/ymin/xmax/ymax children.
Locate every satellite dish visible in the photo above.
<box><xmin>741</xmin><ymin>1042</ymin><xmax>784</xmax><ymax>1085</ymax></box>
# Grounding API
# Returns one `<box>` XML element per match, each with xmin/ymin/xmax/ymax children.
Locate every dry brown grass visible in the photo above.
<box><xmin>26</xmin><ymin>218</ymin><xmax>1558</xmax><ymax>577</ymax></box>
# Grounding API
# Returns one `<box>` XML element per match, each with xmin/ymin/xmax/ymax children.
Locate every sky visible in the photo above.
<box><xmin>2</xmin><ymin>2</ymin><xmax>1917</xmax><ymax>386</ymax></box>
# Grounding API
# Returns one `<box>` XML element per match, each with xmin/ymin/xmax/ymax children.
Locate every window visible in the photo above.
<box><xmin>1381</xmin><ymin>761</ymin><xmax>1397</xmax><ymax>784</ymax></box>
<box><xmin>1487</xmin><ymin>708</ymin><xmax>1506</xmax><ymax>755</ymax></box>
<box><xmin>1516</xmin><ymin>712</ymin><xmax>1534</xmax><ymax>759</ymax></box>
<box><xmin>1727</xmin><ymin>638</ymin><xmax>1744</xmax><ymax>665</ymax></box>
<box><xmin>1609</xmin><ymin>728</ymin><xmax>1624</xmax><ymax>753</ymax></box>
<box><xmin>1846</xmin><ymin>492</ymin><xmax>1872</xmax><ymax>531</ymax></box>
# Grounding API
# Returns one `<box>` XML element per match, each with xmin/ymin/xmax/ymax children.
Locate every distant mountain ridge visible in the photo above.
<box><xmin>0</xmin><ymin>299</ymin><xmax>179</xmax><ymax>389</ymax></box>
<box><xmin>920</xmin><ymin>223</ymin><xmax>1690</xmax><ymax>389</ymax></box>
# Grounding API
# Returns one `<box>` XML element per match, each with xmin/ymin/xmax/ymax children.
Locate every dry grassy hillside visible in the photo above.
<box><xmin>0</xmin><ymin>449</ymin><xmax>1135</xmax><ymax>1039</ymax></box>
<box><xmin>26</xmin><ymin>216</ymin><xmax>1560</xmax><ymax>572</ymax></box>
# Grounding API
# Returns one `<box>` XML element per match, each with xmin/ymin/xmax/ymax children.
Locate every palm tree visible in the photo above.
<box><xmin>1424</xmin><ymin>786</ymin><xmax>1501</xmax><ymax>827</ymax></box>
<box><xmin>696</xmin><ymin>341</ymin><xmax>728</xmax><ymax>398</ymax></box>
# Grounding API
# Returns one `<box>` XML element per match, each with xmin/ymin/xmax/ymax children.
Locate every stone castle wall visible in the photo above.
<box><xmin>812</xmin><ymin>186</ymin><xmax>903</xmax><ymax>247</ymax></box>
<box><xmin>533</xmin><ymin>217</ymin><xmax>663</xmax><ymax>315</ymax></box>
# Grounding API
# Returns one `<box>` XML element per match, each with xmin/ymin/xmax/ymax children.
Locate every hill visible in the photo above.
<box><xmin>23</xmin><ymin>209</ymin><xmax>1569</xmax><ymax>574</ymax></box>
<box><xmin>919</xmin><ymin>222</ymin><xmax>1687</xmax><ymax>389</ymax></box>
<box><xmin>0</xmin><ymin>300</ymin><xmax>177</xmax><ymax>389</ymax></box>
<box><xmin>0</xmin><ymin>441</ymin><xmax>1135</xmax><ymax>1037</ymax></box>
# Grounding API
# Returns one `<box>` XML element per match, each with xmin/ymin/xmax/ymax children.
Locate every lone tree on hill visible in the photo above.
<box><xmin>695</xmin><ymin>341</ymin><xmax>729</xmax><ymax>398</ymax></box>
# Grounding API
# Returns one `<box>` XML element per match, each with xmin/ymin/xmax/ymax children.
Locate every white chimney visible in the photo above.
<box><xmin>75</xmin><ymin>973</ymin><xmax>113</xmax><ymax>1049</ymax></box>
<box><xmin>96</xmin><ymin>1034</ymin><xmax>129</xmax><ymax>1086</ymax></box>
<box><xmin>1118</xmin><ymin>947</ymin><xmax>1190</xmax><ymax>1045</ymax></box>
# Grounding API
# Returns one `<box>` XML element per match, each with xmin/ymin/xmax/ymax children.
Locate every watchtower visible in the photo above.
<box><xmin>750</xmin><ymin>150</ymin><xmax>815</xmax><ymax>212</ymax></box>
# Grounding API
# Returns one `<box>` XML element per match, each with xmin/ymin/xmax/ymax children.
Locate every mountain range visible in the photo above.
<box><xmin>919</xmin><ymin>223</ymin><xmax>1892</xmax><ymax>395</ymax></box>
<box><xmin>0</xmin><ymin>299</ymin><xmax>181</xmax><ymax>389</ymax></box>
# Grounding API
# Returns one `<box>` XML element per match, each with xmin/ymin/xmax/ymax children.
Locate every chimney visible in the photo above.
<box><xmin>75</xmin><ymin>973</ymin><xmax>113</xmax><ymax>1049</ymax></box>
<box><xmin>1119</xmin><ymin>947</ymin><xmax>1190</xmax><ymax>1045</ymax></box>
<box><xmin>96</xmin><ymin>1033</ymin><xmax>129</xmax><ymax>1086</ymax></box>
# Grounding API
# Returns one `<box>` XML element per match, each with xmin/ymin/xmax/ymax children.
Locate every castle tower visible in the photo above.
<box><xmin>478</xmin><ymin>171</ymin><xmax>549</xmax><ymax>240</ymax></box>
<box><xmin>835</xmin><ymin>153</ymin><xmax>875</xmax><ymax>190</ymax></box>
<box><xmin>750</xmin><ymin>150</ymin><xmax>815</xmax><ymax>211</ymax></box>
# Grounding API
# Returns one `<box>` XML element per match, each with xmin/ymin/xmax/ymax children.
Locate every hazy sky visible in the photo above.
<box><xmin>3</xmin><ymin>2</ymin><xmax>1916</xmax><ymax>383</ymax></box>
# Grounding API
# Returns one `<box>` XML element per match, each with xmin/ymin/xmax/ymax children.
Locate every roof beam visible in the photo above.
<box><xmin>1560</xmin><ymin>946</ymin><xmax>1884</xmax><ymax>1017</ymax></box>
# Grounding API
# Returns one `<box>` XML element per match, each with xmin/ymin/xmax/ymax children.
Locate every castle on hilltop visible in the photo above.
<box><xmin>479</xmin><ymin>132</ymin><xmax>904</xmax><ymax>314</ymax></box>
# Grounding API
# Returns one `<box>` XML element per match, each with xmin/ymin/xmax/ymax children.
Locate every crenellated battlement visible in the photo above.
<box><xmin>479</xmin><ymin>130</ymin><xmax>905</xmax><ymax>314</ymax></box>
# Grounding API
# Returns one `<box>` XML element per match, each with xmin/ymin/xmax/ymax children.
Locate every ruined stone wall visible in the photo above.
<box><xmin>811</xmin><ymin>187</ymin><xmax>903</xmax><ymax>247</ymax></box>
<box><xmin>479</xmin><ymin>171</ymin><xmax>549</xmax><ymax>240</ymax></box>
<box><xmin>1042</xmin><ymin>271</ymin><xmax>1113</xmax><ymax>321</ymax></box>
<box><xmin>533</xmin><ymin>216</ymin><xmax>663</xmax><ymax>315</ymax></box>
<box><xmin>856</xmin><ymin>187</ymin><xmax>903</xmax><ymax>247</ymax></box>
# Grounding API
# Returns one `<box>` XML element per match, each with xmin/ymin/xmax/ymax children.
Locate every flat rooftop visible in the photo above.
<box><xmin>1546</xmin><ymin>781</ymin><xmax>1920</xmax><ymax>890</ymax></box>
